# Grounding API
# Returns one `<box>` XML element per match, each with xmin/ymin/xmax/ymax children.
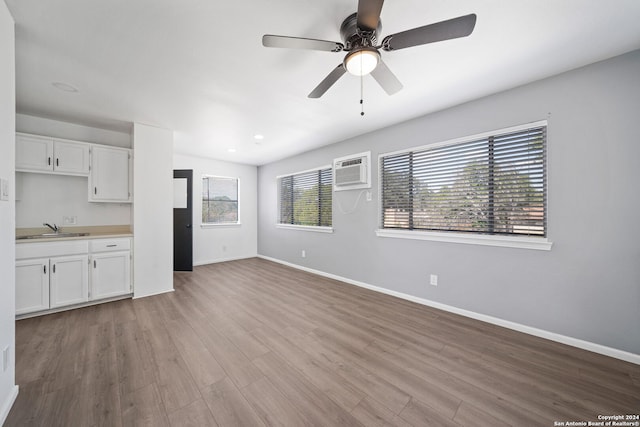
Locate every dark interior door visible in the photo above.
<box><xmin>173</xmin><ymin>169</ymin><xmax>193</xmax><ymax>271</ymax></box>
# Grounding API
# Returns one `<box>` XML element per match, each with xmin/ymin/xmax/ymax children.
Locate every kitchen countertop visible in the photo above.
<box><xmin>16</xmin><ymin>225</ymin><xmax>133</xmax><ymax>243</ymax></box>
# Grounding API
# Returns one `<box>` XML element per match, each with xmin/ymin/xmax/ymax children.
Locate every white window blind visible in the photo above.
<box><xmin>202</xmin><ymin>176</ymin><xmax>239</xmax><ymax>224</ymax></box>
<box><xmin>381</xmin><ymin>125</ymin><xmax>547</xmax><ymax>237</ymax></box>
<box><xmin>279</xmin><ymin>167</ymin><xmax>332</xmax><ymax>227</ymax></box>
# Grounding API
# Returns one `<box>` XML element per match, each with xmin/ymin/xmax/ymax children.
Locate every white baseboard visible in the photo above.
<box><xmin>193</xmin><ymin>254</ymin><xmax>256</xmax><ymax>267</ymax></box>
<box><xmin>132</xmin><ymin>288</ymin><xmax>174</xmax><ymax>299</ymax></box>
<box><xmin>257</xmin><ymin>255</ymin><xmax>640</xmax><ymax>365</ymax></box>
<box><xmin>0</xmin><ymin>385</ymin><xmax>19</xmax><ymax>426</ymax></box>
<box><xmin>16</xmin><ymin>294</ymin><xmax>132</xmax><ymax>320</ymax></box>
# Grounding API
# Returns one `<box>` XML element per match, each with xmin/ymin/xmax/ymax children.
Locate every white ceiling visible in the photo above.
<box><xmin>6</xmin><ymin>0</ymin><xmax>640</xmax><ymax>165</ymax></box>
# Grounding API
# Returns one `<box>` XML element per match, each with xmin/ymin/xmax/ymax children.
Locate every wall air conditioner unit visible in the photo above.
<box><xmin>333</xmin><ymin>151</ymin><xmax>371</xmax><ymax>191</ymax></box>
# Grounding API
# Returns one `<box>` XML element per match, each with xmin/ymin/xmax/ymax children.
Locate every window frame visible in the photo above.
<box><xmin>376</xmin><ymin>121</ymin><xmax>552</xmax><ymax>250</ymax></box>
<box><xmin>276</xmin><ymin>165</ymin><xmax>334</xmax><ymax>233</ymax></box>
<box><xmin>201</xmin><ymin>174</ymin><xmax>241</xmax><ymax>228</ymax></box>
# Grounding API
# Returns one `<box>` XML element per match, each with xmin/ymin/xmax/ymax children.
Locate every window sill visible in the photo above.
<box><xmin>375</xmin><ymin>229</ymin><xmax>552</xmax><ymax>251</ymax></box>
<box><xmin>201</xmin><ymin>223</ymin><xmax>241</xmax><ymax>229</ymax></box>
<box><xmin>276</xmin><ymin>224</ymin><xmax>334</xmax><ymax>234</ymax></box>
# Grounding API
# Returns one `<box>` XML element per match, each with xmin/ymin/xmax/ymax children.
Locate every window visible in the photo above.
<box><xmin>278</xmin><ymin>167</ymin><xmax>332</xmax><ymax>229</ymax></box>
<box><xmin>380</xmin><ymin>123</ymin><xmax>547</xmax><ymax>241</ymax></box>
<box><xmin>202</xmin><ymin>176</ymin><xmax>239</xmax><ymax>225</ymax></box>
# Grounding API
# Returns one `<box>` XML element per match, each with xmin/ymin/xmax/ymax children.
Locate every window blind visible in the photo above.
<box><xmin>381</xmin><ymin>125</ymin><xmax>546</xmax><ymax>237</ymax></box>
<box><xmin>279</xmin><ymin>168</ymin><xmax>332</xmax><ymax>227</ymax></box>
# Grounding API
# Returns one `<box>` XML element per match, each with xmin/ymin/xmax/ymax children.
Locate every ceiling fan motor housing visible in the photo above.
<box><xmin>261</xmin><ymin>1</ymin><xmax>476</xmax><ymax>98</ymax></box>
<box><xmin>340</xmin><ymin>13</ymin><xmax>381</xmax><ymax>50</ymax></box>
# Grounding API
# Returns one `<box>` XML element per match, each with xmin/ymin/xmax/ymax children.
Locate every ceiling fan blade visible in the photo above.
<box><xmin>370</xmin><ymin>59</ymin><xmax>403</xmax><ymax>95</ymax></box>
<box><xmin>308</xmin><ymin>64</ymin><xmax>347</xmax><ymax>98</ymax></box>
<box><xmin>262</xmin><ymin>35</ymin><xmax>344</xmax><ymax>52</ymax></box>
<box><xmin>381</xmin><ymin>14</ymin><xmax>477</xmax><ymax>51</ymax></box>
<box><xmin>357</xmin><ymin>0</ymin><xmax>385</xmax><ymax>31</ymax></box>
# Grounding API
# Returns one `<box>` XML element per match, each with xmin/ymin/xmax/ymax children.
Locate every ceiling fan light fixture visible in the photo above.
<box><xmin>344</xmin><ymin>48</ymin><xmax>380</xmax><ymax>76</ymax></box>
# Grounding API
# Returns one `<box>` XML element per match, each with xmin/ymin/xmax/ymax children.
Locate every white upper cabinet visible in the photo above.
<box><xmin>16</xmin><ymin>133</ymin><xmax>90</xmax><ymax>175</ymax></box>
<box><xmin>52</xmin><ymin>140</ymin><xmax>90</xmax><ymax>174</ymax></box>
<box><xmin>15</xmin><ymin>132</ymin><xmax>133</xmax><ymax>203</ymax></box>
<box><xmin>89</xmin><ymin>145</ymin><xmax>132</xmax><ymax>203</ymax></box>
<box><xmin>15</xmin><ymin>134</ymin><xmax>53</xmax><ymax>172</ymax></box>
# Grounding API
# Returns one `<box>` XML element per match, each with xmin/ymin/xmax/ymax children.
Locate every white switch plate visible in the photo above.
<box><xmin>0</xmin><ymin>177</ymin><xmax>8</xmax><ymax>201</ymax></box>
<box><xmin>2</xmin><ymin>346</ymin><xmax>8</xmax><ymax>372</ymax></box>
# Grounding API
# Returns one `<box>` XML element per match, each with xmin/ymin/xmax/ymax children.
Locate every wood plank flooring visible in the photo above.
<box><xmin>6</xmin><ymin>258</ymin><xmax>640</xmax><ymax>426</ymax></box>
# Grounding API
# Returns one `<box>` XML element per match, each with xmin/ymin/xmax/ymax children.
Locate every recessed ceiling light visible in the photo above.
<box><xmin>52</xmin><ymin>82</ymin><xmax>79</xmax><ymax>93</ymax></box>
<box><xmin>227</xmin><ymin>148</ymin><xmax>237</xmax><ymax>153</ymax></box>
<box><xmin>253</xmin><ymin>134</ymin><xmax>264</xmax><ymax>140</ymax></box>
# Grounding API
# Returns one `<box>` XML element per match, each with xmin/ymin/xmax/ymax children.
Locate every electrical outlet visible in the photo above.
<box><xmin>63</xmin><ymin>215</ymin><xmax>77</xmax><ymax>225</ymax></box>
<box><xmin>430</xmin><ymin>274</ymin><xmax>438</xmax><ymax>286</ymax></box>
<box><xmin>301</xmin><ymin>250</ymin><xmax>306</xmax><ymax>258</ymax></box>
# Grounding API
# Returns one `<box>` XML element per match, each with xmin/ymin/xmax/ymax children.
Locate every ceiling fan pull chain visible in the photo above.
<box><xmin>360</xmin><ymin>71</ymin><xmax>365</xmax><ymax>116</ymax></box>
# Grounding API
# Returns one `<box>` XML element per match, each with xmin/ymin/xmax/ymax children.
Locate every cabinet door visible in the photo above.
<box><xmin>16</xmin><ymin>258</ymin><xmax>50</xmax><ymax>315</ymax></box>
<box><xmin>90</xmin><ymin>146</ymin><xmax>132</xmax><ymax>202</ymax></box>
<box><xmin>50</xmin><ymin>255</ymin><xmax>89</xmax><ymax>308</ymax></box>
<box><xmin>91</xmin><ymin>251</ymin><xmax>131</xmax><ymax>300</ymax></box>
<box><xmin>16</xmin><ymin>134</ymin><xmax>54</xmax><ymax>172</ymax></box>
<box><xmin>53</xmin><ymin>140</ymin><xmax>90</xmax><ymax>175</ymax></box>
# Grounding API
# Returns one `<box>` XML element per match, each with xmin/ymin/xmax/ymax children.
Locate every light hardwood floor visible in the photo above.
<box><xmin>6</xmin><ymin>258</ymin><xmax>640</xmax><ymax>426</ymax></box>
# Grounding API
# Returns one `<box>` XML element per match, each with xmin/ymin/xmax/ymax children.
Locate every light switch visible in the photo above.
<box><xmin>0</xmin><ymin>177</ymin><xmax>9</xmax><ymax>201</ymax></box>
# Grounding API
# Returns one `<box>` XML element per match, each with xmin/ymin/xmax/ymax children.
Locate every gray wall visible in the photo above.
<box><xmin>257</xmin><ymin>50</ymin><xmax>640</xmax><ymax>355</ymax></box>
<box><xmin>173</xmin><ymin>153</ymin><xmax>258</xmax><ymax>266</ymax></box>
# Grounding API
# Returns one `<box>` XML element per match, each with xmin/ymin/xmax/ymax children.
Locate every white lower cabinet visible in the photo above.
<box><xmin>49</xmin><ymin>255</ymin><xmax>89</xmax><ymax>308</ymax></box>
<box><xmin>16</xmin><ymin>237</ymin><xmax>132</xmax><ymax>316</ymax></box>
<box><xmin>91</xmin><ymin>251</ymin><xmax>131</xmax><ymax>300</ymax></box>
<box><xmin>15</xmin><ymin>258</ymin><xmax>50</xmax><ymax>315</ymax></box>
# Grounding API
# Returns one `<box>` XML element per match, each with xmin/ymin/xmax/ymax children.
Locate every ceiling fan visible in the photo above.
<box><xmin>262</xmin><ymin>0</ymin><xmax>477</xmax><ymax>98</ymax></box>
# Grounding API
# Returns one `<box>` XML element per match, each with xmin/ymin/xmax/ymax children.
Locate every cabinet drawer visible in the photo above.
<box><xmin>90</xmin><ymin>238</ymin><xmax>131</xmax><ymax>252</ymax></box>
<box><xmin>16</xmin><ymin>240</ymin><xmax>89</xmax><ymax>259</ymax></box>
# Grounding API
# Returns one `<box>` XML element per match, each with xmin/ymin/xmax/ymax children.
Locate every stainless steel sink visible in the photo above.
<box><xmin>16</xmin><ymin>232</ymin><xmax>90</xmax><ymax>240</ymax></box>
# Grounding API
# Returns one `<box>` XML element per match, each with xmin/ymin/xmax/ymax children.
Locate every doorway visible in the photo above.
<box><xmin>173</xmin><ymin>169</ymin><xmax>193</xmax><ymax>271</ymax></box>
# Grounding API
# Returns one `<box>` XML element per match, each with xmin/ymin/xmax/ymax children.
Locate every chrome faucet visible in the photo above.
<box><xmin>43</xmin><ymin>223</ymin><xmax>59</xmax><ymax>233</ymax></box>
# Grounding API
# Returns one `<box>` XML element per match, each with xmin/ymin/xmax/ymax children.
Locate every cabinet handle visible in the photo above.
<box><xmin>53</xmin><ymin>264</ymin><xmax>56</xmax><ymax>273</ymax></box>
<box><xmin>56</xmin><ymin>158</ymin><xmax>59</xmax><ymax>167</ymax></box>
<box><xmin>94</xmin><ymin>260</ymin><xmax>96</xmax><ymax>268</ymax></box>
<box><xmin>43</xmin><ymin>265</ymin><xmax>46</xmax><ymax>274</ymax></box>
<box><xmin>48</xmin><ymin>157</ymin><xmax>51</xmax><ymax>166</ymax></box>
<box><xmin>94</xmin><ymin>187</ymin><xmax>97</xmax><ymax>195</ymax></box>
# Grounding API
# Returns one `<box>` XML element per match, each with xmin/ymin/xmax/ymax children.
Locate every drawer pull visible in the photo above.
<box><xmin>106</xmin><ymin>244</ymin><xmax>117</xmax><ymax>247</ymax></box>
